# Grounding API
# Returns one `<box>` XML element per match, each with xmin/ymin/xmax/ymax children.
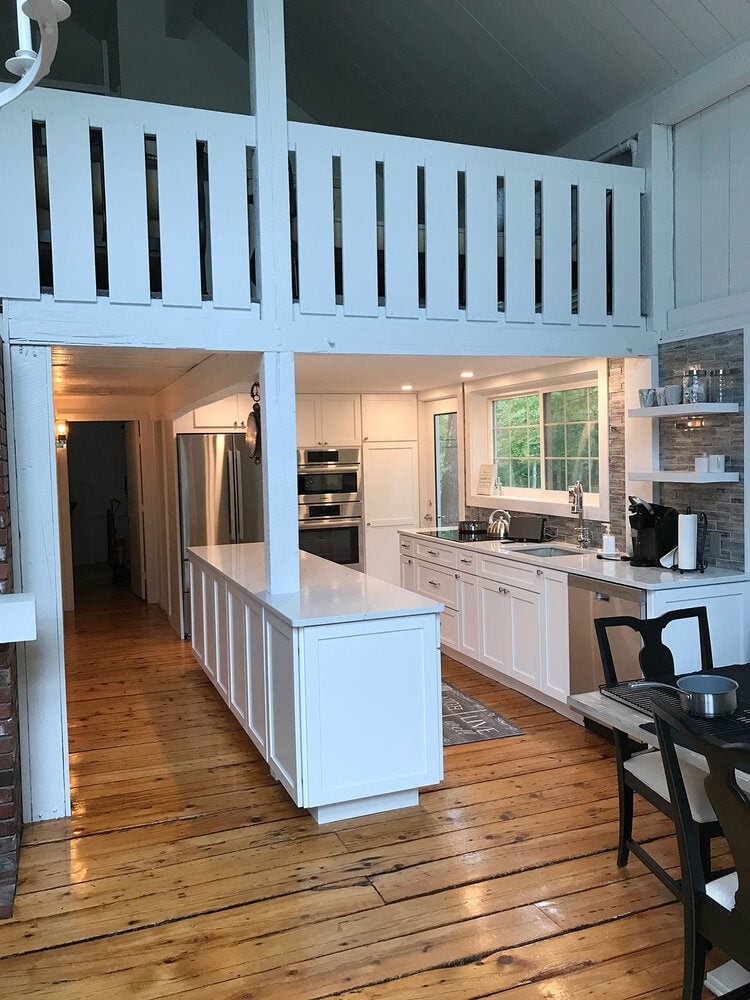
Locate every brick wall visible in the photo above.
<box><xmin>0</xmin><ymin>347</ymin><xmax>22</xmax><ymax>919</ymax></box>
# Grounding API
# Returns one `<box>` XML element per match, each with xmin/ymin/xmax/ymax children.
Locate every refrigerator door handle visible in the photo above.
<box><xmin>227</xmin><ymin>450</ymin><xmax>237</xmax><ymax>541</ymax></box>
<box><xmin>234</xmin><ymin>451</ymin><xmax>245</xmax><ymax>541</ymax></box>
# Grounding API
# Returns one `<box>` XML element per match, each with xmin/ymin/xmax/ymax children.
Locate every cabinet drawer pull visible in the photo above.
<box><xmin>460</xmin><ymin>557</ymin><xmax>472</xmax><ymax>564</ymax></box>
<box><xmin>426</xmin><ymin>549</ymin><xmax>439</xmax><ymax>556</ymax></box>
<box><xmin>594</xmin><ymin>592</ymin><xmax>610</xmax><ymax>602</ymax></box>
<box><xmin>536</xmin><ymin>569</ymin><xmax>543</xmax><ymax>576</ymax></box>
<box><xmin>427</xmin><ymin>579</ymin><xmax>440</xmax><ymax>587</ymax></box>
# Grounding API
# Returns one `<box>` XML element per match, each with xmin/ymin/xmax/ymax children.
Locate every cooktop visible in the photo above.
<box><xmin>420</xmin><ymin>528</ymin><xmax>488</xmax><ymax>543</ymax></box>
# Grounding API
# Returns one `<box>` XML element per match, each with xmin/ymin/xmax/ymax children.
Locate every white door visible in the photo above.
<box><xmin>419</xmin><ymin>397</ymin><xmax>461</xmax><ymax>529</ymax></box>
<box><xmin>125</xmin><ymin>421</ymin><xmax>147</xmax><ymax>600</ymax></box>
<box><xmin>319</xmin><ymin>395</ymin><xmax>361</xmax><ymax>445</ymax></box>
<box><xmin>479</xmin><ymin>579</ymin><xmax>510</xmax><ymax>676</ymax></box>
<box><xmin>508</xmin><ymin>587</ymin><xmax>542</xmax><ymax>687</ymax></box>
<box><xmin>363</xmin><ymin>441</ymin><xmax>419</xmax><ymax>585</ymax></box>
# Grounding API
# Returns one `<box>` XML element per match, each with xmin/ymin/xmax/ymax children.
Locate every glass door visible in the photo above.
<box><xmin>419</xmin><ymin>398</ymin><xmax>461</xmax><ymax>528</ymax></box>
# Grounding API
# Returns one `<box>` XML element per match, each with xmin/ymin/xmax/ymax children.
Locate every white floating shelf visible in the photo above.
<box><xmin>628</xmin><ymin>403</ymin><xmax>739</xmax><ymax>418</ymax></box>
<box><xmin>628</xmin><ymin>471</ymin><xmax>740</xmax><ymax>484</ymax></box>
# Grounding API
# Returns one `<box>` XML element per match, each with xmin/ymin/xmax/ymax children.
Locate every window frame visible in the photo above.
<box><xmin>465</xmin><ymin>359</ymin><xmax>610</xmax><ymax>519</ymax></box>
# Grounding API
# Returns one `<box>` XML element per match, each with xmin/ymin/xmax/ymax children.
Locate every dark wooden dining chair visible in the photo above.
<box><xmin>652</xmin><ymin>697</ymin><xmax>750</xmax><ymax>999</ymax></box>
<box><xmin>595</xmin><ymin>606</ymin><xmax>722</xmax><ymax>896</ymax></box>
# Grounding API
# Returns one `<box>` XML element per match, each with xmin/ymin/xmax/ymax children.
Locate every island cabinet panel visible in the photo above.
<box><xmin>246</xmin><ymin>601</ymin><xmax>268</xmax><ymax>757</ymax></box>
<box><xmin>227</xmin><ymin>584</ymin><xmax>249</xmax><ymax>726</ymax></box>
<box><xmin>299</xmin><ymin>616</ymin><xmax>442</xmax><ymax>807</ymax></box>
<box><xmin>203</xmin><ymin>573</ymin><xmax>218</xmax><ymax>683</ymax></box>
<box><xmin>214</xmin><ymin>577</ymin><xmax>230</xmax><ymax>699</ymax></box>
<box><xmin>265</xmin><ymin>615</ymin><xmax>300</xmax><ymax>801</ymax></box>
<box><xmin>190</xmin><ymin>562</ymin><xmax>205</xmax><ymax>666</ymax></box>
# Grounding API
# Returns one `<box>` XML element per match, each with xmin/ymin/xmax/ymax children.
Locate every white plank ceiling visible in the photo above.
<box><xmin>50</xmin><ymin>347</ymin><xmax>571</xmax><ymax>400</ymax></box>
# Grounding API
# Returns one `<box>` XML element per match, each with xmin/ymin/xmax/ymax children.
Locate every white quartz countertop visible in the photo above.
<box><xmin>402</xmin><ymin>530</ymin><xmax>750</xmax><ymax>591</ymax></box>
<box><xmin>188</xmin><ymin>543</ymin><xmax>443</xmax><ymax>626</ymax></box>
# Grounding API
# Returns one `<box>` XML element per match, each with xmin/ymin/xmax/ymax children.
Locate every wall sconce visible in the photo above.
<box><xmin>674</xmin><ymin>417</ymin><xmax>706</xmax><ymax>431</ymax></box>
<box><xmin>55</xmin><ymin>419</ymin><xmax>68</xmax><ymax>449</ymax></box>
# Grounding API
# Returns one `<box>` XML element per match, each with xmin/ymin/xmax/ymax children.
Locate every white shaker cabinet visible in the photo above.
<box><xmin>457</xmin><ymin>572</ymin><xmax>480</xmax><ymax>659</ymax></box>
<box><xmin>361</xmin><ymin>393</ymin><xmax>418</xmax><ymax>442</ymax></box>
<box><xmin>193</xmin><ymin>393</ymin><xmax>253</xmax><ymax>431</ymax></box>
<box><xmin>539</xmin><ymin>569</ymin><xmax>570</xmax><ymax>702</ymax></box>
<box><xmin>363</xmin><ymin>441</ymin><xmax>419</xmax><ymax>585</ymax></box>
<box><xmin>400</xmin><ymin>554</ymin><xmax>417</xmax><ymax>592</ymax></box>
<box><xmin>479</xmin><ymin>579</ymin><xmax>512</xmax><ymax>675</ymax></box>
<box><xmin>296</xmin><ymin>394</ymin><xmax>361</xmax><ymax>446</ymax></box>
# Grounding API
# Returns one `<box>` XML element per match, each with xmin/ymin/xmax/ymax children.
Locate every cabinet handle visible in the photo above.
<box><xmin>536</xmin><ymin>569</ymin><xmax>542</xmax><ymax>576</ymax></box>
<box><xmin>366</xmin><ymin>522</ymin><xmax>372</xmax><ymax>527</ymax></box>
<box><xmin>498</xmin><ymin>586</ymin><xmax>508</xmax><ymax>594</ymax></box>
<box><xmin>363</xmin><ymin>436</ymin><xmax>369</xmax><ymax>441</ymax></box>
<box><xmin>460</xmin><ymin>557</ymin><xmax>471</xmax><ymax>564</ymax></box>
<box><xmin>426</xmin><ymin>549</ymin><xmax>439</xmax><ymax>556</ymax></box>
<box><xmin>594</xmin><ymin>592</ymin><xmax>610</xmax><ymax>602</ymax></box>
<box><xmin>428</xmin><ymin>579</ymin><xmax>440</xmax><ymax>587</ymax></box>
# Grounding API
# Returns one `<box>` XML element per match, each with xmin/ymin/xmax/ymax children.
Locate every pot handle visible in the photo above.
<box><xmin>627</xmin><ymin>681</ymin><xmax>678</xmax><ymax>693</ymax></box>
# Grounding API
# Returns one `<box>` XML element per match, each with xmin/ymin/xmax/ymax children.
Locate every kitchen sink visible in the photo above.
<box><xmin>520</xmin><ymin>546</ymin><xmax>575</xmax><ymax>557</ymax></box>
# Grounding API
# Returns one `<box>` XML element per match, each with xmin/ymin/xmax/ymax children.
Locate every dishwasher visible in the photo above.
<box><xmin>568</xmin><ymin>575</ymin><xmax>646</xmax><ymax>695</ymax></box>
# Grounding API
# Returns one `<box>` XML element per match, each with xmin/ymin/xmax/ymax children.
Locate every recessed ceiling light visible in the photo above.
<box><xmin>401</xmin><ymin>384</ymin><xmax>413</xmax><ymax>391</ymax></box>
<box><xmin>460</xmin><ymin>371</ymin><xmax>474</xmax><ymax>378</ymax></box>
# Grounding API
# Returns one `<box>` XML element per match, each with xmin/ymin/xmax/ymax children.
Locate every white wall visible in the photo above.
<box><xmin>673</xmin><ymin>86</ymin><xmax>750</xmax><ymax>312</ymax></box>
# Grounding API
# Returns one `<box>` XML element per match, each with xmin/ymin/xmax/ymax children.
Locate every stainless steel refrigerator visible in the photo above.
<box><xmin>177</xmin><ymin>433</ymin><xmax>263</xmax><ymax>638</ymax></box>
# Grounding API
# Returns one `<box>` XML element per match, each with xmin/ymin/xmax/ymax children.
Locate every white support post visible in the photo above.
<box><xmin>640</xmin><ymin>124</ymin><xmax>674</xmax><ymax>334</ymax></box>
<box><xmin>6</xmin><ymin>344</ymin><xmax>70</xmax><ymax>821</ymax></box>
<box><xmin>248</xmin><ymin>0</ymin><xmax>293</xmax><ymax>326</ymax></box>
<box><xmin>260</xmin><ymin>352</ymin><xmax>299</xmax><ymax>594</ymax></box>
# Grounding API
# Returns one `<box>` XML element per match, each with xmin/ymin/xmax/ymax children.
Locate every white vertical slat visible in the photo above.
<box><xmin>541</xmin><ymin>173</ymin><xmax>572</xmax><ymax>325</ymax></box>
<box><xmin>295</xmin><ymin>139</ymin><xmax>336</xmax><ymax>315</ymax></box>
<box><xmin>101</xmin><ymin>119</ymin><xmax>150</xmax><ymax>304</ymax></box>
<box><xmin>464</xmin><ymin>163</ymin><xmax>499</xmax><ymax>321</ymax></box>
<box><xmin>673</xmin><ymin>113</ymin><xmax>702</xmax><ymax>308</ymax></box>
<box><xmin>504</xmin><ymin>168</ymin><xmax>536</xmax><ymax>323</ymax></box>
<box><xmin>729</xmin><ymin>87</ymin><xmax>750</xmax><ymax>297</ymax></box>
<box><xmin>156</xmin><ymin>125</ymin><xmax>202</xmax><ymax>307</ymax></box>
<box><xmin>577</xmin><ymin>178</ymin><xmax>607</xmax><ymax>327</ymax></box>
<box><xmin>424</xmin><ymin>158</ymin><xmax>458</xmax><ymax>320</ymax></box>
<box><xmin>700</xmin><ymin>99</ymin><xmax>731</xmax><ymax>303</ymax></box>
<box><xmin>383</xmin><ymin>152</ymin><xmax>419</xmax><ymax>318</ymax></box>
<box><xmin>340</xmin><ymin>146</ymin><xmax>378</xmax><ymax>317</ymax></box>
<box><xmin>207</xmin><ymin>128</ymin><xmax>252</xmax><ymax>310</ymax></box>
<box><xmin>45</xmin><ymin>114</ymin><xmax>97</xmax><ymax>302</ymax></box>
<box><xmin>611</xmin><ymin>182</ymin><xmax>642</xmax><ymax>327</ymax></box>
<box><xmin>0</xmin><ymin>105</ymin><xmax>39</xmax><ymax>299</ymax></box>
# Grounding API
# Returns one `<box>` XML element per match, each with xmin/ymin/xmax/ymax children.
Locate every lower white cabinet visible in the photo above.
<box><xmin>265</xmin><ymin>614</ymin><xmax>300</xmax><ymax>801</ymax></box>
<box><xmin>400</xmin><ymin>554</ymin><xmax>416</xmax><ymax>592</ymax></box>
<box><xmin>457</xmin><ymin>572</ymin><xmax>480</xmax><ymax>659</ymax></box>
<box><xmin>507</xmin><ymin>585</ymin><xmax>542</xmax><ymax>688</ymax></box>
<box><xmin>540</xmin><ymin>569</ymin><xmax>569</xmax><ymax>702</ymax></box>
<box><xmin>479</xmin><ymin>580</ymin><xmax>511</xmax><ymax>674</ymax></box>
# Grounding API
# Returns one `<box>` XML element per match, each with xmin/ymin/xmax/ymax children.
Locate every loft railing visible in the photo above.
<box><xmin>0</xmin><ymin>88</ymin><xmax>645</xmax><ymax>332</ymax></box>
<box><xmin>289</xmin><ymin>121</ymin><xmax>644</xmax><ymax>328</ymax></box>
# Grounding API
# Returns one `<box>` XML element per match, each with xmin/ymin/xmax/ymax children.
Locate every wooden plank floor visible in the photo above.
<box><xmin>0</xmin><ymin>566</ymin><xmax>726</xmax><ymax>997</ymax></box>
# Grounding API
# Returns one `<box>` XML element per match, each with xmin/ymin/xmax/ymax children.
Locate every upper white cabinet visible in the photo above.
<box><xmin>362</xmin><ymin>394</ymin><xmax>418</xmax><ymax>442</ymax></box>
<box><xmin>193</xmin><ymin>393</ymin><xmax>253</xmax><ymax>430</ymax></box>
<box><xmin>296</xmin><ymin>394</ymin><xmax>361</xmax><ymax>446</ymax></box>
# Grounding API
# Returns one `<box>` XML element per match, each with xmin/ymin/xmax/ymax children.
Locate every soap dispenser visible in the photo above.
<box><xmin>601</xmin><ymin>522</ymin><xmax>616</xmax><ymax>557</ymax></box>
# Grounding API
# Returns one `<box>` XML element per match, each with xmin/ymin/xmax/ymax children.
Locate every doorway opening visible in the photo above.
<box><xmin>419</xmin><ymin>397</ymin><xmax>461</xmax><ymax>529</ymax></box>
<box><xmin>61</xmin><ymin>420</ymin><xmax>147</xmax><ymax>609</ymax></box>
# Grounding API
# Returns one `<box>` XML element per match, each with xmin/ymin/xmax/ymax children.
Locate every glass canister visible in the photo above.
<box><xmin>709</xmin><ymin>368</ymin><xmax>734</xmax><ymax>403</ymax></box>
<box><xmin>682</xmin><ymin>366</ymin><xmax>708</xmax><ymax>405</ymax></box>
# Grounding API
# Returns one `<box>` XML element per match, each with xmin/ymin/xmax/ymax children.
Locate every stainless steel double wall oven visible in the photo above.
<box><xmin>297</xmin><ymin>447</ymin><xmax>363</xmax><ymax>571</ymax></box>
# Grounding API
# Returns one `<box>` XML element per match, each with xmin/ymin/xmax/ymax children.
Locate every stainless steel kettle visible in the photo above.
<box><xmin>487</xmin><ymin>509</ymin><xmax>510</xmax><ymax>539</ymax></box>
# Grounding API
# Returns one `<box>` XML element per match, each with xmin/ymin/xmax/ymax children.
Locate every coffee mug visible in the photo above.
<box><xmin>665</xmin><ymin>384</ymin><xmax>682</xmax><ymax>405</ymax></box>
<box><xmin>655</xmin><ymin>387</ymin><xmax>668</xmax><ymax>406</ymax></box>
<box><xmin>638</xmin><ymin>388</ymin><xmax>655</xmax><ymax>407</ymax></box>
<box><xmin>708</xmin><ymin>454</ymin><xmax>726</xmax><ymax>473</ymax></box>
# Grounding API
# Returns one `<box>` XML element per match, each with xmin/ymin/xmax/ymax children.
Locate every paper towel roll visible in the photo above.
<box><xmin>678</xmin><ymin>514</ymin><xmax>698</xmax><ymax>571</ymax></box>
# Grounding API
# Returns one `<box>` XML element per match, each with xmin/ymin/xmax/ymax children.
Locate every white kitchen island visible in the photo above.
<box><xmin>187</xmin><ymin>543</ymin><xmax>443</xmax><ymax>823</ymax></box>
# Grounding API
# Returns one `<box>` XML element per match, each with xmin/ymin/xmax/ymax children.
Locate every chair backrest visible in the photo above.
<box><xmin>594</xmin><ymin>606</ymin><xmax>713</xmax><ymax>686</ymax></box>
<box><xmin>653</xmin><ymin>697</ymin><xmax>750</xmax><ymax>923</ymax></box>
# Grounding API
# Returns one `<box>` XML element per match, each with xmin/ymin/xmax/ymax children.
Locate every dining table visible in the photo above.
<box><xmin>568</xmin><ymin>663</ymin><xmax>750</xmax><ymax>998</ymax></box>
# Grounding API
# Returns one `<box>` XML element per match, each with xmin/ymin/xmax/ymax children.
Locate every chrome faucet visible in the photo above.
<box><xmin>568</xmin><ymin>481</ymin><xmax>589</xmax><ymax>548</ymax></box>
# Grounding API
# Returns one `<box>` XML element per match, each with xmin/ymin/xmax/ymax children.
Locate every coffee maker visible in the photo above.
<box><xmin>628</xmin><ymin>496</ymin><xmax>679</xmax><ymax>567</ymax></box>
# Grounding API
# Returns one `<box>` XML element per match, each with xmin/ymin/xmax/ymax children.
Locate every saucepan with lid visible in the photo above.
<box><xmin>629</xmin><ymin>674</ymin><xmax>738</xmax><ymax>718</ymax></box>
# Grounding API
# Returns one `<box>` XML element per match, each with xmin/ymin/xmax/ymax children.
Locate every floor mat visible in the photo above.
<box><xmin>442</xmin><ymin>681</ymin><xmax>525</xmax><ymax>746</ymax></box>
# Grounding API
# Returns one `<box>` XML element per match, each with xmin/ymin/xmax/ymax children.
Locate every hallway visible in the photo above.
<box><xmin>0</xmin><ymin>576</ymin><xmax>698</xmax><ymax>997</ymax></box>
